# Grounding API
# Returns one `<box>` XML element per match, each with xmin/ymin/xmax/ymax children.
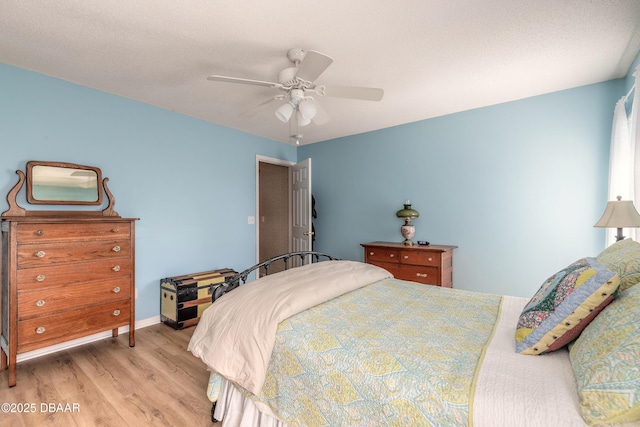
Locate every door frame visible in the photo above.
<box><xmin>255</xmin><ymin>155</ymin><xmax>295</xmax><ymax>264</ymax></box>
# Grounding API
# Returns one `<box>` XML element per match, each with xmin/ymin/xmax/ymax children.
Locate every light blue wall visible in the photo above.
<box><xmin>0</xmin><ymin>57</ymin><xmax>631</xmax><ymax>315</ymax></box>
<box><xmin>0</xmin><ymin>63</ymin><xmax>297</xmax><ymax>321</ymax></box>
<box><xmin>300</xmin><ymin>81</ymin><xmax>624</xmax><ymax>297</ymax></box>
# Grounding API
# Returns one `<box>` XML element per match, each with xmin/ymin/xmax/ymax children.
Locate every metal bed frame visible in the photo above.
<box><xmin>211</xmin><ymin>250</ymin><xmax>341</xmax><ymax>303</ymax></box>
<box><xmin>208</xmin><ymin>250</ymin><xmax>341</xmax><ymax>423</ymax></box>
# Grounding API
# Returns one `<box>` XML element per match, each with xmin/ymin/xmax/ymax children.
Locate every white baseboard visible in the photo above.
<box><xmin>16</xmin><ymin>315</ymin><xmax>161</xmax><ymax>363</ymax></box>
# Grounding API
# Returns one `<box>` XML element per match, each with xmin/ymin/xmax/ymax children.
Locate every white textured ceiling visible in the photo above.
<box><xmin>1</xmin><ymin>1</ymin><xmax>640</xmax><ymax>145</ymax></box>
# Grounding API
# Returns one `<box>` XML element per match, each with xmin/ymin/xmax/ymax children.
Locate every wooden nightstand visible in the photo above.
<box><xmin>361</xmin><ymin>241</ymin><xmax>457</xmax><ymax>287</ymax></box>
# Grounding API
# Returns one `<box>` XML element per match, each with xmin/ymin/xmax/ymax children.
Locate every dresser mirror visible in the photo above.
<box><xmin>2</xmin><ymin>161</ymin><xmax>118</xmax><ymax>217</ymax></box>
<box><xmin>26</xmin><ymin>161</ymin><xmax>103</xmax><ymax>205</ymax></box>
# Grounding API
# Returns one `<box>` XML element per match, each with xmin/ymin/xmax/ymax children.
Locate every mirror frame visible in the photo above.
<box><xmin>26</xmin><ymin>161</ymin><xmax>103</xmax><ymax>205</ymax></box>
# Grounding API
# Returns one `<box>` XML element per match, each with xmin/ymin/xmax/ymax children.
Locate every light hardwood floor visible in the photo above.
<box><xmin>0</xmin><ymin>323</ymin><xmax>221</xmax><ymax>426</ymax></box>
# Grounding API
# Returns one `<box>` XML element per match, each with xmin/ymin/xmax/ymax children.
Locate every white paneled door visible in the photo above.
<box><xmin>291</xmin><ymin>158</ymin><xmax>312</xmax><ymax>266</ymax></box>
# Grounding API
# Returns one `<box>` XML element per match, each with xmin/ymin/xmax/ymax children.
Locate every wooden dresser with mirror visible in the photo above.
<box><xmin>0</xmin><ymin>161</ymin><xmax>137</xmax><ymax>387</ymax></box>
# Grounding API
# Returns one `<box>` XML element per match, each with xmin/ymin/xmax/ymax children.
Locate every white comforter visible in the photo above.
<box><xmin>188</xmin><ymin>260</ymin><xmax>391</xmax><ymax>395</ymax></box>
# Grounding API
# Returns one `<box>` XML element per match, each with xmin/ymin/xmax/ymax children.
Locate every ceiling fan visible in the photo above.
<box><xmin>207</xmin><ymin>48</ymin><xmax>384</xmax><ymax>132</ymax></box>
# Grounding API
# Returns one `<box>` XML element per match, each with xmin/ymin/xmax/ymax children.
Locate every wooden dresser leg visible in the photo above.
<box><xmin>1</xmin><ymin>349</ymin><xmax>16</xmax><ymax>387</ymax></box>
<box><xmin>8</xmin><ymin>363</ymin><xmax>16</xmax><ymax>387</ymax></box>
<box><xmin>112</xmin><ymin>328</ymin><xmax>119</xmax><ymax>338</ymax></box>
<box><xmin>1</xmin><ymin>349</ymin><xmax>7</xmax><ymax>371</ymax></box>
<box><xmin>129</xmin><ymin>327</ymin><xmax>135</xmax><ymax>348</ymax></box>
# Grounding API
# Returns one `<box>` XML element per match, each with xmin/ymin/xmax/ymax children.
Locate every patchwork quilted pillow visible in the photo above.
<box><xmin>570</xmin><ymin>284</ymin><xmax>640</xmax><ymax>425</ymax></box>
<box><xmin>515</xmin><ymin>257</ymin><xmax>619</xmax><ymax>355</ymax></box>
<box><xmin>596</xmin><ymin>238</ymin><xmax>640</xmax><ymax>291</ymax></box>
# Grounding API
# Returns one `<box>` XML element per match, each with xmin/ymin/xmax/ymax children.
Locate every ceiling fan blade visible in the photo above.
<box><xmin>310</xmin><ymin>101</ymin><xmax>330</xmax><ymax>126</ymax></box>
<box><xmin>240</xmin><ymin>96</ymin><xmax>284</xmax><ymax>117</ymax></box>
<box><xmin>207</xmin><ymin>75</ymin><xmax>282</xmax><ymax>89</ymax></box>
<box><xmin>295</xmin><ymin>51</ymin><xmax>334</xmax><ymax>83</ymax></box>
<box><xmin>320</xmin><ymin>85</ymin><xmax>384</xmax><ymax>101</ymax></box>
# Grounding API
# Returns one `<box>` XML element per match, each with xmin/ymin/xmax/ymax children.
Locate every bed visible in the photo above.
<box><xmin>188</xmin><ymin>246</ymin><xmax>640</xmax><ymax>427</ymax></box>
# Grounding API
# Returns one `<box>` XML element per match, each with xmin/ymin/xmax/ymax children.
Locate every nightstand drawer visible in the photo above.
<box><xmin>399</xmin><ymin>250</ymin><xmax>440</xmax><ymax>266</ymax></box>
<box><xmin>397</xmin><ymin>265</ymin><xmax>440</xmax><ymax>285</ymax></box>
<box><xmin>365</xmin><ymin>247</ymin><xmax>399</xmax><ymax>263</ymax></box>
<box><xmin>366</xmin><ymin>260</ymin><xmax>401</xmax><ymax>278</ymax></box>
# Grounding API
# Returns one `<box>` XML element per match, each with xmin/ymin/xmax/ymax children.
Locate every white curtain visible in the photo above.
<box><xmin>606</xmin><ymin>65</ymin><xmax>639</xmax><ymax>245</ymax></box>
<box><xmin>634</xmin><ymin>66</ymin><xmax>640</xmax><ymax>232</ymax></box>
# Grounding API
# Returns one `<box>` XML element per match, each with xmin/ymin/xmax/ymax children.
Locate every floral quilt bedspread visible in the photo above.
<box><xmin>214</xmin><ymin>278</ymin><xmax>502</xmax><ymax>427</ymax></box>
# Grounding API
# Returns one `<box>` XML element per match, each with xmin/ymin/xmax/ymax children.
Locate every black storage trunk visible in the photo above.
<box><xmin>160</xmin><ymin>268</ymin><xmax>236</xmax><ymax>329</ymax></box>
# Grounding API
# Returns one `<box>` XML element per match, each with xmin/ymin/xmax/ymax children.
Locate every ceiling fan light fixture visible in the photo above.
<box><xmin>275</xmin><ymin>102</ymin><xmax>294</xmax><ymax>122</ymax></box>
<box><xmin>297</xmin><ymin>111</ymin><xmax>312</xmax><ymax>126</ymax></box>
<box><xmin>298</xmin><ymin>100</ymin><xmax>317</xmax><ymax>120</ymax></box>
<box><xmin>207</xmin><ymin>47</ymin><xmax>384</xmax><ymax>140</ymax></box>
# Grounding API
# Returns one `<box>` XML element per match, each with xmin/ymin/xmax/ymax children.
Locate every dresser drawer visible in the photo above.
<box><xmin>17</xmin><ymin>300</ymin><xmax>131</xmax><ymax>353</ymax></box>
<box><xmin>397</xmin><ymin>265</ymin><xmax>440</xmax><ymax>285</ymax></box>
<box><xmin>365</xmin><ymin>247</ymin><xmax>400</xmax><ymax>263</ymax></box>
<box><xmin>17</xmin><ymin>240</ymin><xmax>130</xmax><ymax>268</ymax></box>
<box><xmin>18</xmin><ymin>278</ymin><xmax>131</xmax><ymax>320</ymax></box>
<box><xmin>17</xmin><ymin>258</ymin><xmax>132</xmax><ymax>290</ymax></box>
<box><xmin>16</xmin><ymin>222</ymin><xmax>130</xmax><ymax>243</ymax></box>
<box><xmin>399</xmin><ymin>250</ymin><xmax>441</xmax><ymax>266</ymax></box>
<box><xmin>366</xmin><ymin>260</ymin><xmax>401</xmax><ymax>278</ymax></box>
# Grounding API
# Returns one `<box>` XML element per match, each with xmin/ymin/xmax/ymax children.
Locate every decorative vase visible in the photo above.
<box><xmin>400</xmin><ymin>217</ymin><xmax>415</xmax><ymax>246</ymax></box>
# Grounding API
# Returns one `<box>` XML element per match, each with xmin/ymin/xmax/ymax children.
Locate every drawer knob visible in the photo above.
<box><xmin>428</xmin><ymin>257</ymin><xmax>433</xmax><ymax>261</ymax></box>
<box><xmin>369</xmin><ymin>252</ymin><xmax>374</xmax><ymax>256</ymax></box>
<box><xmin>36</xmin><ymin>299</ymin><xmax>45</xmax><ymax>307</ymax></box>
<box><xmin>404</xmin><ymin>255</ymin><xmax>409</xmax><ymax>259</ymax></box>
<box><xmin>112</xmin><ymin>245</ymin><xmax>121</xmax><ymax>252</ymax></box>
<box><xmin>113</xmin><ymin>286</ymin><xmax>121</xmax><ymax>293</ymax></box>
<box><xmin>416</xmin><ymin>273</ymin><xmax>428</xmax><ymax>277</ymax></box>
<box><xmin>113</xmin><ymin>309</ymin><xmax>121</xmax><ymax>316</ymax></box>
<box><xmin>389</xmin><ymin>254</ymin><xmax>395</xmax><ymax>258</ymax></box>
<box><xmin>36</xmin><ymin>229</ymin><xmax>44</xmax><ymax>236</ymax></box>
<box><xmin>112</xmin><ymin>265</ymin><xmax>121</xmax><ymax>272</ymax></box>
<box><xmin>35</xmin><ymin>250</ymin><xmax>46</xmax><ymax>258</ymax></box>
<box><xmin>36</xmin><ymin>326</ymin><xmax>45</xmax><ymax>334</ymax></box>
<box><xmin>36</xmin><ymin>274</ymin><xmax>46</xmax><ymax>282</ymax></box>
<box><xmin>112</xmin><ymin>228</ymin><xmax>120</xmax><ymax>233</ymax></box>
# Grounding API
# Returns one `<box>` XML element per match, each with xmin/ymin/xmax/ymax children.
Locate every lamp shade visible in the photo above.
<box><xmin>275</xmin><ymin>102</ymin><xmax>294</xmax><ymax>122</ymax></box>
<box><xmin>298</xmin><ymin>100</ymin><xmax>317</xmax><ymax>120</ymax></box>
<box><xmin>594</xmin><ymin>197</ymin><xmax>640</xmax><ymax>228</ymax></box>
<box><xmin>296</xmin><ymin>110</ymin><xmax>311</xmax><ymax>126</ymax></box>
<box><xmin>396</xmin><ymin>201</ymin><xmax>419</xmax><ymax>219</ymax></box>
